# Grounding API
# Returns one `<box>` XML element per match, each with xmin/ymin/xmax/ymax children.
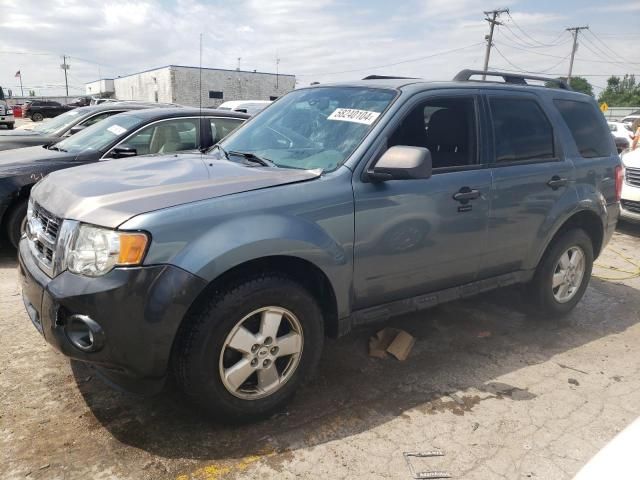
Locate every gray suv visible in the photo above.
<box><xmin>19</xmin><ymin>70</ymin><xmax>622</xmax><ymax>421</ymax></box>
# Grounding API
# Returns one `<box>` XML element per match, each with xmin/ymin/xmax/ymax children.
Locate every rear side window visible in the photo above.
<box><xmin>554</xmin><ymin>100</ymin><xmax>612</xmax><ymax>158</ymax></box>
<box><xmin>489</xmin><ymin>98</ymin><xmax>554</xmax><ymax>163</ymax></box>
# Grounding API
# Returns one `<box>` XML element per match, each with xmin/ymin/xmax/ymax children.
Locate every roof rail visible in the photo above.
<box><xmin>453</xmin><ymin>69</ymin><xmax>571</xmax><ymax>90</ymax></box>
<box><xmin>362</xmin><ymin>75</ymin><xmax>419</xmax><ymax>80</ymax></box>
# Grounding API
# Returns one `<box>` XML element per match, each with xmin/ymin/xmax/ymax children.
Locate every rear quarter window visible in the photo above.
<box><xmin>554</xmin><ymin>99</ymin><xmax>613</xmax><ymax>158</ymax></box>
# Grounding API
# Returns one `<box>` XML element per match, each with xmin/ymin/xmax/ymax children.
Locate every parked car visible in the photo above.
<box><xmin>608</xmin><ymin>121</ymin><xmax>633</xmax><ymax>153</ymax></box>
<box><xmin>22</xmin><ymin>100</ymin><xmax>74</xmax><ymax>122</ymax></box>
<box><xmin>216</xmin><ymin>100</ymin><xmax>272</xmax><ymax>115</ymax></box>
<box><xmin>90</xmin><ymin>97</ymin><xmax>119</xmax><ymax>105</ymax></box>
<box><xmin>621</xmin><ymin>112</ymin><xmax>640</xmax><ymax>128</ymax></box>
<box><xmin>18</xmin><ymin>70</ymin><xmax>621</xmax><ymax>421</ymax></box>
<box><xmin>0</xmin><ymin>101</ymin><xmax>15</xmax><ymax>129</ymax></box>
<box><xmin>620</xmin><ymin>148</ymin><xmax>640</xmax><ymax>222</ymax></box>
<box><xmin>0</xmin><ymin>107</ymin><xmax>248</xmax><ymax>246</ymax></box>
<box><xmin>0</xmin><ymin>103</ymin><xmax>172</xmax><ymax>152</ymax></box>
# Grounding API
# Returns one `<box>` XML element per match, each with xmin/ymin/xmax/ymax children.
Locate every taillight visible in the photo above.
<box><xmin>615</xmin><ymin>165</ymin><xmax>624</xmax><ymax>202</ymax></box>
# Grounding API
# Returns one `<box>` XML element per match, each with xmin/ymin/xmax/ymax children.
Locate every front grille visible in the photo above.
<box><xmin>621</xmin><ymin>199</ymin><xmax>640</xmax><ymax>214</ymax></box>
<box><xmin>626</xmin><ymin>167</ymin><xmax>640</xmax><ymax>188</ymax></box>
<box><xmin>27</xmin><ymin>202</ymin><xmax>62</xmax><ymax>276</ymax></box>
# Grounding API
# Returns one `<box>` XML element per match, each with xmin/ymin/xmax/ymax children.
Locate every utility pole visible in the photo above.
<box><xmin>60</xmin><ymin>55</ymin><xmax>70</xmax><ymax>97</ymax></box>
<box><xmin>275</xmin><ymin>56</ymin><xmax>280</xmax><ymax>90</ymax></box>
<box><xmin>566</xmin><ymin>26</ymin><xmax>589</xmax><ymax>86</ymax></box>
<box><xmin>482</xmin><ymin>8</ymin><xmax>509</xmax><ymax>80</ymax></box>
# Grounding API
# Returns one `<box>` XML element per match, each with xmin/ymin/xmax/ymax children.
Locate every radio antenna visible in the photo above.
<box><xmin>199</xmin><ymin>33</ymin><xmax>203</xmax><ymax>114</ymax></box>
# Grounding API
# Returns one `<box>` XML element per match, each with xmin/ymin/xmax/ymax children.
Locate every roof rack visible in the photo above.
<box><xmin>362</xmin><ymin>75</ymin><xmax>419</xmax><ymax>80</ymax></box>
<box><xmin>453</xmin><ymin>69</ymin><xmax>571</xmax><ymax>90</ymax></box>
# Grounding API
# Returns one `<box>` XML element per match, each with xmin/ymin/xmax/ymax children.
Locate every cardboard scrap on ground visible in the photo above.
<box><xmin>369</xmin><ymin>327</ymin><xmax>415</xmax><ymax>361</ymax></box>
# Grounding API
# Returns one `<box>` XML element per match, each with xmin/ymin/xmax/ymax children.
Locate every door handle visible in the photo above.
<box><xmin>547</xmin><ymin>176</ymin><xmax>568</xmax><ymax>190</ymax></box>
<box><xmin>453</xmin><ymin>187</ymin><xmax>481</xmax><ymax>202</ymax></box>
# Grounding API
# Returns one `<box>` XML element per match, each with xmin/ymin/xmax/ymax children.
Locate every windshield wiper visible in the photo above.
<box><xmin>228</xmin><ymin>150</ymin><xmax>277</xmax><ymax>168</ymax></box>
<box><xmin>209</xmin><ymin>143</ymin><xmax>229</xmax><ymax>158</ymax></box>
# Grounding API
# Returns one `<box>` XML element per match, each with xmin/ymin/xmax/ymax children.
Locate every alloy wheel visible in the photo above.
<box><xmin>219</xmin><ymin>306</ymin><xmax>303</xmax><ymax>400</ymax></box>
<box><xmin>552</xmin><ymin>246</ymin><xmax>586</xmax><ymax>303</ymax></box>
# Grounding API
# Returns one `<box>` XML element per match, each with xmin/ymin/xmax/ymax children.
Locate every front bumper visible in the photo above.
<box><xmin>620</xmin><ymin>183</ymin><xmax>640</xmax><ymax>223</ymax></box>
<box><xmin>18</xmin><ymin>238</ymin><xmax>207</xmax><ymax>394</ymax></box>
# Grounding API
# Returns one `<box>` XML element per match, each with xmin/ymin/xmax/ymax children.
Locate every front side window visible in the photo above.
<box><xmin>388</xmin><ymin>96</ymin><xmax>478</xmax><ymax>169</ymax></box>
<box><xmin>554</xmin><ymin>99</ymin><xmax>613</xmax><ymax>158</ymax></box>
<box><xmin>490</xmin><ymin>98</ymin><xmax>554</xmax><ymax>163</ymax></box>
<box><xmin>210</xmin><ymin>118</ymin><xmax>243</xmax><ymax>143</ymax></box>
<box><xmin>218</xmin><ymin>86</ymin><xmax>396</xmax><ymax>171</ymax></box>
<box><xmin>120</xmin><ymin>118</ymin><xmax>200</xmax><ymax>155</ymax></box>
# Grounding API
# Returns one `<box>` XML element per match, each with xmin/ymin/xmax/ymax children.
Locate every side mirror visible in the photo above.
<box><xmin>68</xmin><ymin>125</ymin><xmax>86</xmax><ymax>135</ymax></box>
<box><xmin>110</xmin><ymin>145</ymin><xmax>138</xmax><ymax>158</ymax></box>
<box><xmin>368</xmin><ymin>146</ymin><xmax>432</xmax><ymax>182</ymax></box>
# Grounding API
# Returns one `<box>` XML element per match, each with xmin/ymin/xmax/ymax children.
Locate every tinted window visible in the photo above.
<box><xmin>490</xmin><ymin>98</ymin><xmax>554</xmax><ymax>163</ymax></box>
<box><xmin>554</xmin><ymin>100</ymin><xmax>613</xmax><ymax>158</ymax></box>
<box><xmin>388</xmin><ymin>97</ymin><xmax>478</xmax><ymax>169</ymax></box>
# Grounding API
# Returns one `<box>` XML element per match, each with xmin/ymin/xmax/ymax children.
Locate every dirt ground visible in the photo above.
<box><xmin>2</xmin><ymin>222</ymin><xmax>640</xmax><ymax>480</ymax></box>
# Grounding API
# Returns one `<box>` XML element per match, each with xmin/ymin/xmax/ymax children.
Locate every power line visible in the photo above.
<box><xmin>506</xmin><ymin>13</ymin><xmax>568</xmax><ymax>47</ymax></box>
<box><xmin>297</xmin><ymin>42</ymin><xmax>484</xmax><ymax>77</ymax></box>
<box><xmin>586</xmin><ymin>30</ymin><xmax>639</xmax><ymax>65</ymax></box>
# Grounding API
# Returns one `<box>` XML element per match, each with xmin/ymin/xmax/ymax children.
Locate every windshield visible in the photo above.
<box><xmin>218</xmin><ymin>87</ymin><xmax>396</xmax><ymax>171</ymax></box>
<box><xmin>52</xmin><ymin>113</ymin><xmax>144</xmax><ymax>154</ymax></box>
<box><xmin>30</xmin><ymin>108</ymin><xmax>90</xmax><ymax>135</ymax></box>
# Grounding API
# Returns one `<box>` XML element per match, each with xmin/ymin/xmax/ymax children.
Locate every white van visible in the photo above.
<box><xmin>216</xmin><ymin>100</ymin><xmax>272</xmax><ymax>115</ymax></box>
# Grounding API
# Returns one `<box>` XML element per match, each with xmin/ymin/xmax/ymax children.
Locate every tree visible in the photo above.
<box><xmin>545</xmin><ymin>76</ymin><xmax>593</xmax><ymax>96</ymax></box>
<box><xmin>0</xmin><ymin>87</ymin><xmax>4</xmax><ymax>101</ymax></box>
<box><xmin>28</xmin><ymin>90</ymin><xmax>35</xmax><ymax>97</ymax></box>
<box><xmin>598</xmin><ymin>75</ymin><xmax>640</xmax><ymax>107</ymax></box>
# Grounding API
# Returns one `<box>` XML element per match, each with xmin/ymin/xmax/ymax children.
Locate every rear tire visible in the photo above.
<box><xmin>173</xmin><ymin>273</ymin><xmax>324</xmax><ymax>422</ymax></box>
<box><xmin>5</xmin><ymin>200</ymin><xmax>28</xmax><ymax>249</ymax></box>
<box><xmin>528</xmin><ymin>229</ymin><xmax>593</xmax><ymax>317</ymax></box>
<box><xmin>31</xmin><ymin>113</ymin><xmax>43</xmax><ymax>122</ymax></box>
<box><xmin>7</xmin><ymin>123</ymin><xmax>14</xmax><ymax>130</ymax></box>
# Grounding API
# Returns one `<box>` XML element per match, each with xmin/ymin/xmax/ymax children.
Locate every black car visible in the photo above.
<box><xmin>22</xmin><ymin>100</ymin><xmax>74</xmax><ymax>122</ymax></box>
<box><xmin>0</xmin><ymin>103</ymin><xmax>175</xmax><ymax>152</ymax></box>
<box><xmin>0</xmin><ymin>107</ymin><xmax>249</xmax><ymax>247</ymax></box>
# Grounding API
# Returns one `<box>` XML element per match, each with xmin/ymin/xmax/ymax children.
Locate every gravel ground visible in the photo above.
<box><xmin>2</xmin><ymin>222</ymin><xmax>640</xmax><ymax>480</ymax></box>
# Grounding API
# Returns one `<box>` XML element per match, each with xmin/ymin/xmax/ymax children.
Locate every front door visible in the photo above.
<box><xmin>352</xmin><ymin>92</ymin><xmax>493</xmax><ymax>310</ymax></box>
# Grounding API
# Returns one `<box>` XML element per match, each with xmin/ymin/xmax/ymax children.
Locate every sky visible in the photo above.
<box><xmin>0</xmin><ymin>0</ymin><xmax>639</xmax><ymax>98</ymax></box>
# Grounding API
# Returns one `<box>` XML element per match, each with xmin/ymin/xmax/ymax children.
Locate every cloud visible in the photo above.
<box><xmin>0</xmin><ymin>0</ymin><xmax>637</xmax><ymax>97</ymax></box>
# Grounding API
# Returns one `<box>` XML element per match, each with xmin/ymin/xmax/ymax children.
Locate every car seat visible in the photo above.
<box><xmin>149</xmin><ymin>125</ymin><xmax>182</xmax><ymax>154</ymax></box>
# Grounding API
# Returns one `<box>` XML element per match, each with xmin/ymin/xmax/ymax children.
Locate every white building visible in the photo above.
<box><xmin>86</xmin><ymin>65</ymin><xmax>295</xmax><ymax>107</ymax></box>
<box><xmin>84</xmin><ymin>79</ymin><xmax>115</xmax><ymax>97</ymax></box>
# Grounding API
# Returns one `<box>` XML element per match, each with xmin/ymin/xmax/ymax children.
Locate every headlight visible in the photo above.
<box><xmin>67</xmin><ymin>224</ymin><xmax>149</xmax><ymax>277</ymax></box>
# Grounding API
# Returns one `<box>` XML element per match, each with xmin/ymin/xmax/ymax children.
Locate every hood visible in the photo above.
<box><xmin>31</xmin><ymin>153</ymin><xmax>321</xmax><ymax>228</ymax></box>
<box><xmin>0</xmin><ymin>145</ymin><xmax>82</xmax><ymax>176</ymax></box>
<box><xmin>622</xmin><ymin>149</ymin><xmax>640</xmax><ymax>168</ymax></box>
<box><xmin>0</xmin><ymin>129</ymin><xmax>43</xmax><ymax>137</ymax></box>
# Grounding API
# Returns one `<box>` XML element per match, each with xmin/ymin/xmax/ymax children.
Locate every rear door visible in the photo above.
<box><xmin>481</xmin><ymin>92</ymin><xmax>575</xmax><ymax>277</ymax></box>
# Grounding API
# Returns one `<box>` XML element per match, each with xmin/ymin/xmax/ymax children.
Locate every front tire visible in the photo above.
<box><xmin>5</xmin><ymin>200</ymin><xmax>28</xmax><ymax>249</ymax></box>
<box><xmin>528</xmin><ymin>229</ymin><xmax>594</xmax><ymax>317</ymax></box>
<box><xmin>173</xmin><ymin>273</ymin><xmax>324</xmax><ymax>422</ymax></box>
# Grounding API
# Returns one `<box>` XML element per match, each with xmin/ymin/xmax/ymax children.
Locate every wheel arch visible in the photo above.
<box><xmin>536</xmin><ymin>209</ymin><xmax>605</xmax><ymax>267</ymax></box>
<box><xmin>180</xmin><ymin>255</ymin><xmax>341</xmax><ymax>339</ymax></box>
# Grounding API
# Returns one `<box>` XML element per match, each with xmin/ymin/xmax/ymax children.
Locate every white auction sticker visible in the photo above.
<box><xmin>328</xmin><ymin>108</ymin><xmax>380</xmax><ymax>125</ymax></box>
<box><xmin>107</xmin><ymin>124</ymin><xmax>127</xmax><ymax>135</ymax></box>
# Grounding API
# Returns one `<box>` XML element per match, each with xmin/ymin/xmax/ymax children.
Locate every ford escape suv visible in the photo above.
<box><xmin>19</xmin><ymin>70</ymin><xmax>622</xmax><ymax>421</ymax></box>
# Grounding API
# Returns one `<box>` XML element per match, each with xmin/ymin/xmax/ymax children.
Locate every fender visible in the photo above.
<box><xmin>120</xmin><ymin>170</ymin><xmax>356</xmax><ymax>319</ymax></box>
<box><xmin>528</xmin><ymin>186</ymin><xmax>608</xmax><ymax>270</ymax></box>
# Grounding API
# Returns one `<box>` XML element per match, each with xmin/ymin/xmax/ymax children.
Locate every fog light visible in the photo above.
<box><xmin>65</xmin><ymin>315</ymin><xmax>105</xmax><ymax>352</ymax></box>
